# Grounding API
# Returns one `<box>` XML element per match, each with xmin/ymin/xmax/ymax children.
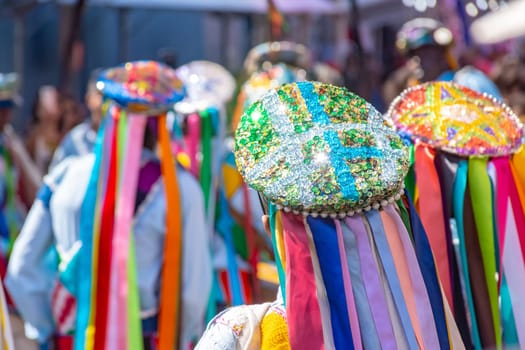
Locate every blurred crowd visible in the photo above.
<box><xmin>1</xmin><ymin>13</ymin><xmax>525</xmax><ymax>350</ymax></box>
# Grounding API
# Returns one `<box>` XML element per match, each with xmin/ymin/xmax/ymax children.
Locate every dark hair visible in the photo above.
<box><xmin>258</xmin><ymin>192</ymin><xmax>269</xmax><ymax>216</ymax></box>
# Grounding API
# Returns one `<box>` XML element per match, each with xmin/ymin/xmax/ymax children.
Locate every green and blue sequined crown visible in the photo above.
<box><xmin>234</xmin><ymin>81</ymin><xmax>409</xmax><ymax>218</ymax></box>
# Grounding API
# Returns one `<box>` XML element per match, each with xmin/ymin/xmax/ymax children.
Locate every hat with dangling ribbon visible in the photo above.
<box><xmin>386</xmin><ymin>81</ymin><xmax>525</xmax><ymax>348</ymax></box>
<box><xmin>243</xmin><ymin>41</ymin><xmax>310</xmax><ymax>75</ymax></box>
<box><xmin>396</xmin><ymin>18</ymin><xmax>453</xmax><ymax>54</ymax></box>
<box><xmin>235</xmin><ymin>81</ymin><xmax>460</xmax><ymax>349</ymax></box>
<box><xmin>75</xmin><ymin>60</ymin><xmax>186</xmax><ymax>350</ymax></box>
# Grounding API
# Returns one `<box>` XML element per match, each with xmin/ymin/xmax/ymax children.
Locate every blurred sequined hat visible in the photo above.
<box><xmin>174</xmin><ymin>60</ymin><xmax>235</xmax><ymax>114</ymax></box>
<box><xmin>0</xmin><ymin>73</ymin><xmax>20</xmax><ymax>108</ymax></box>
<box><xmin>243</xmin><ymin>41</ymin><xmax>311</xmax><ymax>75</ymax></box>
<box><xmin>396</xmin><ymin>18</ymin><xmax>453</xmax><ymax>54</ymax></box>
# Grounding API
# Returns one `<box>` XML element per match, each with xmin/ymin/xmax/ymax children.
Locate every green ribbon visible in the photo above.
<box><xmin>453</xmin><ymin>161</ymin><xmax>482</xmax><ymax>349</ymax></box>
<box><xmin>2</xmin><ymin>147</ymin><xmax>18</xmax><ymax>253</ymax></box>
<box><xmin>396</xmin><ymin>199</ymin><xmax>413</xmax><ymax>241</ymax></box>
<box><xmin>468</xmin><ymin>157</ymin><xmax>501</xmax><ymax>349</ymax></box>
<box><xmin>404</xmin><ymin>145</ymin><xmax>416</xmax><ymax>201</ymax></box>
<box><xmin>269</xmin><ymin>202</ymin><xmax>286</xmax><ymax>305</ymax></box>
<box><xmin>200</xmin><ymin>109</ymin><xmax>213</xmax><ymax>211</ymax></box>
<box><xmin>127</xmin><ymin>232</ymin><xmax>143</xmax><ymax>350</ymax></box>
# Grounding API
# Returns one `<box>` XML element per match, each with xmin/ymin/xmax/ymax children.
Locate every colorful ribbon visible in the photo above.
<box><xmin>157</xmin><ymin>113</ymin><xmax>183</xmax><ymax>350</ymax></box>
<box><xmin>467</xmin><ymin>157</ymin><xmax>501</xmax><ymax>349</ymax></box>
<box><xmin>75</xmin><ymin>113</ymin><xmax>109</xmax><ymax>350</ymax></box>
<box><xmin>281</xmin><ymin>213</ymin><xmax>324</xmax><ymax>349</ymax></box>
<box><xmin>414</xmin><ymin>144</ymin><xmax>454</xmax><ymax>312</ymax></box>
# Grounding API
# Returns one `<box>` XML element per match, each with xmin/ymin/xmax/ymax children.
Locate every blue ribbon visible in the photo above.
<box><xmin>366</xmin><ymin>211</ymin><xmax>419</xmax><ymax>350</ymax></box>
<box><xmin>405</xmin><ymin>194</ymin><xmax>450</xmax><ymax>350</ymax></box>
<box><xmin>74</xmin><ymin>116</ymin><xmax>107</xmax><ymax>350</ymax></box>
<box><xmin>307</xmin><ymin>217</ymin><xmax>354</xmax><ymax>350</ymax></box>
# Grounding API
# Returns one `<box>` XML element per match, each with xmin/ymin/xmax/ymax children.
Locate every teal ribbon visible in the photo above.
<box><xmin>269</xmin><ymin>202</ymin><xmax>286</xmax><ymax>305</ymax></box>
<box><xmin>74</xmin><ymin>116</ymin><xmax>108</xmax><ymax>350</ymax></box>
<box><xmin>452</xmin><ymin>160</ymin><xmax>482</xmax><ymax>350</ymax></box>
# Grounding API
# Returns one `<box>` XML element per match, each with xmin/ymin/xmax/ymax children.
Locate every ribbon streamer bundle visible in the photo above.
<box><xmin>387</xmin><ymin>81</ymin><xmax>525</xmax><ymax>349</ymax></box>
<box><xmin>175</xmin><ymin>61</ymin><xmax>240</xmax><ymax>314</ymax></box>
<box><xmin>74</xmin><ymin>61</ymin><xmax>186</xmax><ymax>350</ymax></box>
<box><xmin>216</xmin><ymin>62</ymin><xmax>305</xmax><ymax>307</ymax></box>
<box><xmin>234</xmin><ymin>81</ymin><xmax>464</xmax><ymax>349</ymax></box>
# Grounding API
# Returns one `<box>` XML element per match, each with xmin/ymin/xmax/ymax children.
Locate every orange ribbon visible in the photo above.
<box><xmin>157</xmin><ymin>114</ymin><xmax>183</xmax><ymax>350</ymax></box>
<box><xmin>414</xmin><ymin>144</ymin><xmax>454</xmax><ymax>313</ymax></box>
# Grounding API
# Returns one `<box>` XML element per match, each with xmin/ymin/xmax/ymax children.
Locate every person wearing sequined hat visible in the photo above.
<box><xmin>197</xmin><ymin>81</ymin><xmax>465</xmax><ymax>349</ymax></box>
<box><xmin>387</xmin><ymin>81</ymin><xmax>525</xmax><ymax>349</ymax></box>
<box><xmin>6</xmin><ymin>61</ymin><xmax>212</xmax><ymax>350</ymax></box>
<box><xmin>383</xmin><ymin>18</ymin><xmax>456</xmax><ymax>103</ymax></box>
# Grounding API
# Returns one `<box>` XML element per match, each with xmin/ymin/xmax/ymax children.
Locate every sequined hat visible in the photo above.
<box><xmin>96</xmin><ymin>60</ymin><xmax>185</xmax><ymax>115</ymax></box>
<box><xmin>396</xmin><ymin>18</ymin><xmax>453</xmax><ymax>54</ymax></box>
<box><xmin>386</xmin><ymin>81</ymin><xmax>523</xmax><ymax>157</ymax></box>
<box><xmin>234</xmin><ymin>81</ymin><xmax>409</xmax><ymax>217</ymax></box>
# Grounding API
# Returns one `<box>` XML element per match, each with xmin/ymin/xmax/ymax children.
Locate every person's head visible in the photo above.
<box><xmin>85</xmin><ymin>69</ymin><xmax>104</xmax><ymax>130</ymax></box>
<box><xmin>396</xmin><ymin>18</ymin><xmax>455</xmax><ymax>81</ymax></box>
<box><xmin>60</xmin><ymin>93</ymin><xmax>83</xmax><ymax>133</ymax></box>
<box><xmin>31</xmin><ymin>85</ymin><xmax>61</xmax><ymax>126</ymax></box>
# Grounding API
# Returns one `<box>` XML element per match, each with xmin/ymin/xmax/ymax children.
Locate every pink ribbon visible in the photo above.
<box><xmin>282</xmin><ymin>213</ymin><xmax>325</xmax><ymax>350</ymax></box>
<box><xmin>106</xmin><ymin>116</ymin><xmax>146</xmax><ymax>349</ymax></box>
<box><xmin>184</xmin><ymin>113</ymin><xmax>201</xmax><ymax>178</ymax></box>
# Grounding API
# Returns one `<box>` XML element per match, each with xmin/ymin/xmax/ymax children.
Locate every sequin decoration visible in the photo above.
<box><xmin>387</xmin><ymin>81</ymin><xmax>524</xmax><ymax>157</ymax></box>
<box><xmin>97</xmin><ymin>61</ymin><xmax>185</xmax><ymax>115</ymax></box>
<box><xmin>234</xmin><ymin>81</ymin><xmax>409</xmax><ymax>216</ymax></box>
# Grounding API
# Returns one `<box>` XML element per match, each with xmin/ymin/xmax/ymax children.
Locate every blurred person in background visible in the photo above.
<box><xmin>25</xmin><ymin>86</ymin><xmax>62</xmax><ymax>175</ymax></box>
<box><xmin>383</xmin><ymin>18</ymin><xmax>456</xmax><ymax>103</ymax></box>
<box><xmin>49</xmin><ymin>69</ymin><xmax>103</xmax><ymax>171</ymax></box>
<box><xmin>0</xmin><ymin>73</ymin><xmax>40</xmax><ymax>350</ymax></box>
<box><xmin>492</xmin><ymin>54</ymin><xmax>525</xmax><ymax>120</ymax></box>
<box><xmin>59</xmin><ymin>92</ymin><xmax>84</xmax><ymax>136</ymax></box>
